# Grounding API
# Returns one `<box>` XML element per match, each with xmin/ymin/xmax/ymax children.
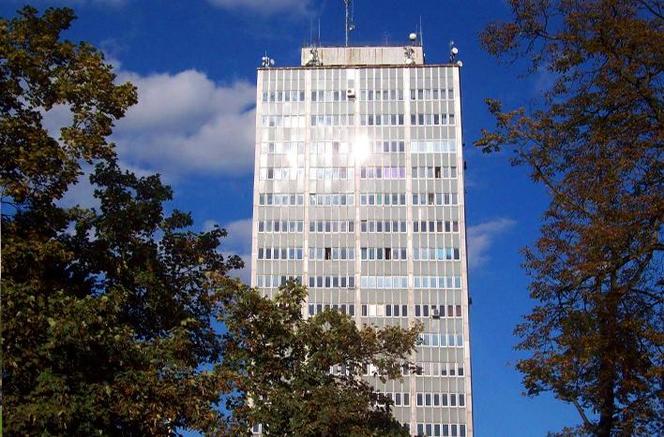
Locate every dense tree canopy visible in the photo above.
<box><xmin>218</xmin><ymin>281</ymin><xmax>420</xmax><ymax>436</ymax></box>
<box><xmin>0</xmin><ymin>6</ymin><xmax>135</xmax><ymax>205</ymax></box>
<box><xmin>477</xmin><ymin>0</ymin><xmax>663</xmax><ymax>435</ymax></box>
<box><xmin>1</xmin><ymin>7</ymin><xmax>240</xmax><ymax>434</ymax></box>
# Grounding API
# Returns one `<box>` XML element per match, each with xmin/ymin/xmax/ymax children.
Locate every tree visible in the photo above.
<box><xmin>0</xmin><ymin>6</ymin><xmax>135</xmax><ymax>205</ymax></box>
<box><xmin>218</xmin><ymin>281</ymin><xmax>420</xmax><ymax>436</ymax></box>
<box><xmin>2</xmin><ymin>7</ymin><xmax>240</xmax><ymax>434</ymax></box>
<box><xmin>476</xmin><ymin>1</ymin><xmax>663</xmax><ymax>435</ymax></box>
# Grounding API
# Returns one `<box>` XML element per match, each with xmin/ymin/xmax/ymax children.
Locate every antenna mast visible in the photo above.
<box><xmin>343</xmin><ymin>0</ymin><xmax>355</xmax><ymax>46</ymax></box>
<box><xmin>419</xmin><ymin>16</ymin><xmax>424</xmax><ymax>47</ymax></box>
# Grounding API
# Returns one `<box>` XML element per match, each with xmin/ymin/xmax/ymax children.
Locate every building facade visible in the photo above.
<box><xmin>250</xmin><ymin>44</ymin><xmax>473</xmax><ymax>437</ymax></box>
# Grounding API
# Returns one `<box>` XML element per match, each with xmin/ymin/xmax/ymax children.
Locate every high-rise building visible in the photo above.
<box><xmin>251</xmin><ymin>42</ymin><xmax>473</xmax><ymax>436</ymax></box>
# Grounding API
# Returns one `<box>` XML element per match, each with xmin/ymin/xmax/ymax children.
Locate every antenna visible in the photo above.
<box><xmin>449</xmin><ymin>41</ymin><xmax>459</xmax><ymax>62</ymax></box>
<box><xmin>419</xmin><ymin>16</ymin><xmax>424</xmax><ymax>48</ymax></box>
<box><xmin>309</xmin><ymin>19</ymin><xmax>314</xmax><ymax>46</ymax></box>
<box><xmin>260</xmin><ymin>51</ymin><xmax>275</xmax><ymax>68</ymax></box>
<box><xmin>343</xmin><ymin>0</ymin><xmax>355</xmax><ymax>46</ymax></box>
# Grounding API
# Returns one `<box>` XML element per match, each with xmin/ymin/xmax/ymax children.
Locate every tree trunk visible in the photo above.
<box><xmin>596</xmin><ymin>282</ymin><xmax>619</xmax><ymax>437</ymax></box>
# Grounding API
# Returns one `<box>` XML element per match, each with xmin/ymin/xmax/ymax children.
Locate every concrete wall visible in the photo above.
<box><xmin>301</xmin><ymin>46</ymin><xmax>425</xmax><ymax>66</ymax></box>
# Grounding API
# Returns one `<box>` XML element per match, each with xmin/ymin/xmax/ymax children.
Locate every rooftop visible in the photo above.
<box><xmin>300</xmin><ymin>45</ymin><xmax>424</xmax><ymax>67</ymax></box>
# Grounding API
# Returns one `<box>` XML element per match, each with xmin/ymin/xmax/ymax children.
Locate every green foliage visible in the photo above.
<box><xmin>1</xmin><ymin>7</ymin><xmax>240</xmax><ymax>435</ymax></box>
<box><xmin>3</xmin><ymin>159</ymin><xmax>242</xmax><ymax>434</ymax></box>
<box><xmin>477</xmin><ymin>1</ymin><xmax>663</xmax><ymax>436</ymax></box>
<box><xmin>218</xmin><ymin>281</ymin><xmax>420</xmax><ymax>436</ymax></box>
<box><xmin>0</xmin><ymin>6</ymin><xmax>136</xmax><ymax>206</ymax></box>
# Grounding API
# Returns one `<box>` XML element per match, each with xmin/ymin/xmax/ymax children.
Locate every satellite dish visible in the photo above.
<box><xmin>409</xmin><ymin>32</ymin><xmax>417</xmax><ymax>41</ymax></box>
<box><xmin>449</xmin><ymin>43</ymin><xmax>460</xmax><ymax>63</ymax></box>
<box><xmin>260</xmin><ymin>53</ymin><xmax>275</xmax><ymax>68</ymax></box>
<box><xmin>456</xmin><ymin>60</ymin><xmax>463</xmax><ymax>67</ymax></box>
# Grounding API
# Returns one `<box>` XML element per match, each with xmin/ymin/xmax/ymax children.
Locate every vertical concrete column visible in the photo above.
<box><xmin>403</xmin><ymin>67</ymin><xmax>418</xmax><ymax>435</ymax></box>
<box><xmin>302</xmin><ymin>69</ymin><xmax>312</xmax><ymax>317</ymax></box>
<box><xmin>251</xmin><ymin>70</ymin><xmax>265</xmax><ymax>289</ymax></box>
<box><xmin>453</xmin><ymin>66</ymin><xmax>474</xmax><ymax>437</ymax></box>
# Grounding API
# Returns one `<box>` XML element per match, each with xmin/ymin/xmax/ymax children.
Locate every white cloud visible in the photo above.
<box><xmin>207</xmin><ymin>0</ymin><xmax>312</xmax><ymax>16</ymax></box>
<box><xmin>534</xmin><ymin>67</ymin><xmax>557</xmax><ymax>95</ymax></box>
<box><xmin>45</xmin><ymin>66</ymin><xmax>255</xmax><ymax>208</ymax></box>
<box><xmin>113</xmin><ymin>69</ymin><xmax>256</xmax><ymax>178</ymax></box>
<box><xmin>60</xmin><ymin>168</ymin><xmax>98</xmax><ymax>209</ymax></box>
<box><xmin>58</xmin><ymin>160</ymin><xmax>172</xmax><ymax>211</ymax></box>
<box><xmin>41</xmin><ymin>61</ymin><xmax>256</xmax><ymax>181</ymax></box>
<box><xmin>41</xmin><ymin>104</ymin><xmax>73</xmax><ymax>140</ymax></box>
<box><xmin>467</xmin><ymin>218</ymin><xmax>516</xmax><ymax>269</ymax></box>
<box><xmin>204</xmin><ymin>218</ymin><xmax>253</xmax><ymax>283</ymax></box>
<box><xmin>228</xmin><ymin>252</ymin><xmax>251</xmax><ymax>283</ymax></box>
<box><xmin>203</xmin><ymin>218</ymin><xmax>252</xmax><ymax>252</ymax></box>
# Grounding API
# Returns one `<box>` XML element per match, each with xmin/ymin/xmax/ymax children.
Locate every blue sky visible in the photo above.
<box><xmin>2</xmin><ymin>0</ymin><xmax>581</xmax><ymax>434</ymax></box>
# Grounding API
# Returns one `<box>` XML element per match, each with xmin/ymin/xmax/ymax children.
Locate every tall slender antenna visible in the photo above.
<box><xmin>343</xmin><ymin>0</ymin><xmax>355</xmax><ymax>46</ymax></box>
<box><xmin>419</xmin><ymin>16</ymin><xmax>424</xmax><ymax>47</ymax></box>
<box><xmin>318</xmin><ymin>18</ymin><xmax>321</xmax><ymax>44</ymax></box>
<box><xmin>310</xmin><ymin>18</ymin><xmax>314</xmax><ymax>46</ymax></box>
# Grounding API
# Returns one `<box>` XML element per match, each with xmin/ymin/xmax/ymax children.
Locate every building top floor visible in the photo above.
<box><xmin>257</xmin><ymin>46</ymin><xmax>460</xmax><ymax>71</ymax></box>
<box><xmin>299</xmin><ymin>45</ymin><xmax>425</xmax><ymax>67</ymax></box>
